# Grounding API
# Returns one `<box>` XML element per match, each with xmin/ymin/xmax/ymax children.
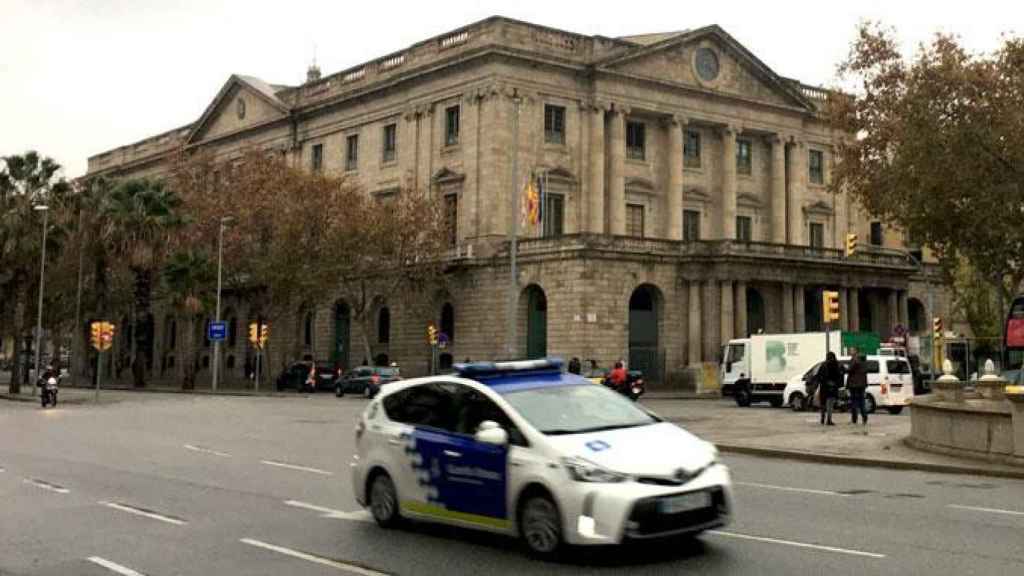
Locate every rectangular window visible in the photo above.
<box><xmin>542</xmin><ymin>194</ymin><xmax>564</xmax><ymax>237</ymax></box>
<box><xmin>311</xmin><ymin>144</ymin><xmax>323</xmax><ymax>173</ymax></box>
<box><xmin>684</xmin><ymin>130</ymin><xmax>701</xmax><ymax>168</ymax></box>
<box><xmin>445</xmin><ymin>105</ymin><xmax>460</xmax><ymax>146</ymax></box>
<box><xmin>683</xmin><ymin>209</ymin><xmax>701</xmax><ymax>241</ymax></box>
<box><xmin>544</xmin><ymin>105</ymin><xmax>565</xmax><ymax>144</ymax></box>
<box><xmin>736</xmin><ymin>215</ymin><xmax>752</xmax><ymax>242</ymax></box>
<box><xmin>444</xmin><ymin>194</ymin><xmax>458</xmax><ymax>248</ymax></box>
<box><xmin>345</xmin><ymin>134</ymin><xmax>359</xmax><ymax>171</ymax></box>
<box><xmin>626</xmin><ymin>204</ymin><xmax>645</xmax><ymax>238</ymax></box>
<box><xmin>626</xmin><ymin>121</ymin><xmax>646</xmax><ymax>160</ymax></box>
<box><xmin>870</xmin><ymin>221</ymin><xmax>883</xmax><ymax>246</ymax></box>
<box><xmin>737</xmin><ymin>139</ymin><xmax>752</xmax><ymax>175</ymax></box>
<box><xmin>382</xmin><ymin>124</ymin><xmax>397</xmax><ymax>163</ymax></box>
<box><xmin>809</xmin><ymin>149</ymin><xmax>824</xmax><ymax>184</ymax></box>
<box><xmin>809</xmin><ymin>222</ymin><xmax>825</xmax><ymax>248</ymax></box>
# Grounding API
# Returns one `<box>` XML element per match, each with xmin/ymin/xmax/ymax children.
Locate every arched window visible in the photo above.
<box><xmin>378</xmin><ymin>307</ymin><xmax>391</xmax><ymax>344</ymax></box>
<box><xmin>228</xmin><ymin>316</ymin><xmax>238</xmax><ymax>348</ymax></box>
<box><xmin>441</xmin><ymin>303</ymin><xmax>455</xmax><ymax>342</ymax></box>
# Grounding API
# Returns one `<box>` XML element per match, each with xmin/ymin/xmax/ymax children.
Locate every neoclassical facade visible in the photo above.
<box><xmin>86</xmin><ymin>16</ymin><xmax>952</xmax><ymax>386</ymax></box>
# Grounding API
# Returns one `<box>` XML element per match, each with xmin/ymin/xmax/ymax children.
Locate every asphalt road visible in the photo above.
<box><xmin>1</xmin><ymin>393</ymin><xmax>1022</xmax><ymax>575</ymax></box>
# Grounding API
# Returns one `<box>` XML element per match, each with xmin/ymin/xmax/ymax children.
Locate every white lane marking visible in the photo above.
<box><xmin>948</xmin><ymin>504</ymin><xmax>1024</xmax><ymax>517</ymax></box>
<box><xmin>284</xmin><ymin>499</ymin><xmax>372</xmax><ymax>521</ymax></box>
<box><xmin>184</xmin><ymin>444</ymin><xmax>231</xmax><ymax>457</ymax></box>
<box><xmin>707</xmin><ymin>530</ymin><xmax>886</xmax><ymax>559</ymax></box>
<box><xmin>24</xmin><ymin>478</ymin><xmax>69</xmax><ymax>494</ymax></box>
<box><xmin>260</xmin><ymin>459</ymin><xmax>333</xmax><ymax>476</ymax></box>
<box><xmin>87</xmin><ymin>556</ymin><xmax>148</xmax><ymax>576</ymax></box>
<box><xmin>99</xmin><ymin>501</ymin><xmax>187</xmax><ymax>526</ymax></box>
<box><xmin>240</xmin><ymin>538</ymin><xmax>389</xmax><ymax>575</ymax></box>
<box><xmin>735</xmin><ymin>481</ymin><xmax>847</xmax><ymax>497</ymax></box>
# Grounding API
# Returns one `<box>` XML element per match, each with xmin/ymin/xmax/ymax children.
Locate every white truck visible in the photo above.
<box><xmin>721</xmin><ymin>332</ymin><xmax>845</xmax><ymax>407</ymax></box>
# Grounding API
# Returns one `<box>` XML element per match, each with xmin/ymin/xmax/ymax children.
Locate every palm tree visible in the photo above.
<box><xmin>0</xmin><ymin>152</ymin><xmax>67</xmax><ymax>393</ymax></box>
<box><xmin>99</xmin><ymin>178</ymin><xmax>184</xmax><ymax>387</ymax></box>
<box><xmin>162</xmin><ymin>250</ymin><xmax>215</xmax><ymax>389</ymax></box>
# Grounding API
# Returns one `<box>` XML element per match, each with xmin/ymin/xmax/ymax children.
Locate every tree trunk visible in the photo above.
<box><xmin>9</xmin><ymin>282</ymin><xmax>27</xmax><ymax>394</ymax></box>
<box><xmin>131</xmin><ymin>269</ymin><xmax>152</xmax><ymax>388</ymax></box>
<box><xmin>183</xmin><ymin>316</ymin><xmax>195</xmax><ymax>390</ymax></box>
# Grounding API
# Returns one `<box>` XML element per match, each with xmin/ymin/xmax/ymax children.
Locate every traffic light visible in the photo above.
<box><xmin>259</xmin><ymin>323</ymin><xmax>270</xmax><ymax>347</ymax></box>
<box><xmin>102</xmin><ymin>322</ymin><xmax>115</xmax><ymax>350</ymax></box>
<box><xmin>427</xmin><ymin>324</ymin><xmax>438</xmax><ymax>345</ymax></box>
<box><xmin>845</xmin><ymin>233</ymin><xmax>858</xmax><ymax>257</ymax></box>
<box><xmin>248</xmin><ymin>322</ymin><xmax>259</xmax><ymax>346</ymax></box>
<box><xmin>90</xmin><ymin>322</ymin><xmax>103</xmax><ymax>350</ymax></box>
<box><xmin>933</xmin><ymin>317</ymin><xmax>942</xmax><ymax>336</ymax></box>
<box><xmin>822</xmin><ymin>290</ymin><xmax>840</xmax><ymax>323</ymax></box>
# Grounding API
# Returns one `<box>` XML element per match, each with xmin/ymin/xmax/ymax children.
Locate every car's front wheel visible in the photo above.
<box><xmin>520</xmin><ymin>493</ymin><xmax>562</xmax><ymax>557</ymax></box>
<box><xmin>368</xmin><ymin>473</ymin><xmax>400</xmax><ymax>528</ymax></box>
<box><xmin>364</xmin><ymin>385</ymin><xmax>374</xmax><ymax>399</ymax></box>
<box><xmin>886</xmin><ymin>406</ymin><xmax>904</xmax><ymax>415</ymax></box>
<box><xmin>735</xmin><ymin>386</ymin><xmax>752</xmax><ymax>407</ymax></box>
<box><xmin>789</xmin><ymin>392</ymin><xmax>806</xmax><ymax>412</ymax></box>
<box><xmin>865</xmin><ymin>394</ymin><xmax>877</xmax><ymax>414</ymax></box>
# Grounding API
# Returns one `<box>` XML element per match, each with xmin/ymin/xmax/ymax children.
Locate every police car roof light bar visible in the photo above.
<box><xmin>453</xmin><ymin>357</ymin><xmax>564</xmax><ymax>378</ymax></box>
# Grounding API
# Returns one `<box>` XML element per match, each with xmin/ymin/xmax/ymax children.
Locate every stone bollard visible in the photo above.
<box><xmin>931</xmin><ymin>359</ymin><xmax>963</xmax><ymax>402</ymax></box>
<box><xmin>975</xmin><ymin>358</ymin><xmax>1007</xmax><ymax>401</ymax></box>
<box><xmin>1007</xmin><ymin>385</ymin><xmax>1024</xmax><ymax>460</ymax></box>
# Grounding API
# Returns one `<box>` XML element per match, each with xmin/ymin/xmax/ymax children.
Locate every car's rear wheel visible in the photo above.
<box><xmin>368</xmin><ymin>473</ymin><xmax>400</xmax><ymax>528</ymax></box>
<box><xmin>364</xmin><ymin>385</ymin><xmax>374</xmax><ymax>399</ymax></box>
<box><xmin>789</xmin><ymin>392</ymin><xmax>806</xmax><ymax>412</ymax></box>
<box><xmin>520</xmin><ymin>493</ymin><xmax>562</xmax><ymax>557</ymax></box>
<box><xmin>335</xmin><ymin>385</ymin><xmax>344</xmax><ymax>398</ymax></box>
<box><xmin>886</xmin><ymin>406</ymin><xmax>904</xmax><ymax>415</ymax></box>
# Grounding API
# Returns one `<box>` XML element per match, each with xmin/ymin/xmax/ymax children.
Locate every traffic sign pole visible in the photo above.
<box><xmin>95</xmin><ymin>350</ymin><xmax>101</xmax><ymax>402</ymax></box>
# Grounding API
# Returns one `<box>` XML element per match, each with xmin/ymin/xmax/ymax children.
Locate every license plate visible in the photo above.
<box><xmin>659</xmin><ymin>491</ymin><xmax>710</xmax><ymax>514</ymax></box>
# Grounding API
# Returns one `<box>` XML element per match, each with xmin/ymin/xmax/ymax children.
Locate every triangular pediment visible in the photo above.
<box><xmin>599</xmin><ymin>26</ymin><xmax>812</xmax><ymax>111</ymax></box>
<box><xmin>187</xmin><ymin>75</ymin><xmax>290</xmax><ymax>144</ymax></box>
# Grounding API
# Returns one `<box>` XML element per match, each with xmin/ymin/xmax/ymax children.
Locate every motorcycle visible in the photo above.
<box><xmin>39</xmin><ymin>375</ymin><xmax>59</xmax><ymax>408</ymax></box>
<box><xmin>602</xmin><ymin>372</ymin><xmax>646</xmax><ymax>401</ymax></box>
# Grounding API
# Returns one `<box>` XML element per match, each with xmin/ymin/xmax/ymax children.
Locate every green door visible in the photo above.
<box><xmin>526</xmin><ymin>287</ymin><xmax>547</xmax><ymax>359</ymax></box>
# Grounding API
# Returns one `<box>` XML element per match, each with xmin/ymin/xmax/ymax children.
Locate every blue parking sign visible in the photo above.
<box><xmin>208</xmin><ymin>321</ymin><xmax>227</xmax><ymax>342</ymax></box>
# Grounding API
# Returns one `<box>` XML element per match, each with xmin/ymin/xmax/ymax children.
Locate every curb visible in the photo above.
<box><xmin>0</xmin><ymin>393</ymin><xmax>99</xmax><ymax>406</ymax></box>
<box><xmin>716</xmin><ymin>442</ymin><xmax>1024</xmax><ymax>480</ymax></box>
<box><xmin>60</xmin><ymin>386</ymin><xmax>289</xmax><ymax>398</ymax></box>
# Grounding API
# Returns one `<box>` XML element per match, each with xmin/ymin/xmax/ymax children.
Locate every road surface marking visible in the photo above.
<box><xmin>86</xmin><ymin>557</ymin><xmax>148</xmax><ymax>576</ymax></box>
<box><xmin>240</xmin><ymin>538</ymin><xmax>389</xmax><ymax>575</ymax></box>
<box><xmin>24</xmin><ymin>478</ymin><xmax>69</xmax><ymax>494</ymax></box>
<box><xmin>735</xmin><ymin>481</ymin><xmax>846</xmax><ymax>497</ymax></box>
<box><xmin>284</xmin><ymin>499</ymin><xmax>372</xmax><ymax>521</ymax></box>
<box><xmin>184</xmin><ymin>444</ymin><xmax>231</xmax><ymax>457</ymax></box>
<box><xmin>99</xmin><ymin>501</ymin><xmax>187</xmax><ymax>526</ymax></box>
<box><xmin>948</xmin><ymin>504</ymin><xmax>1024</xmax><ymax>517</ymax></box>
<box><xmin>260</xmin><ymin>459</ymin><xmax>333</xmax><ymax>476</ymax></box>
<box><xmin>707</xmin><ymin>530</ymin><xmax>886</xmax><ymax>558</ymax></box>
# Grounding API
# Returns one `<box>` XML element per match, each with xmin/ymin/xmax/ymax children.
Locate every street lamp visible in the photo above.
<box><xmin>32</xmin><ymin>204</ymin><xmax>49</xmax><ymax>395</ymax></box>
<box><xmin>211</xmin><ymin>215</ymin><xmax>234</xmax><ymax>392</ymax></box>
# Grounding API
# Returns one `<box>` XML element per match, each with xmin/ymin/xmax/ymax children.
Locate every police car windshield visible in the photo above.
<box><xmin>501</xmin><ymin>384</ymin><xmax>657</xmax><ymax>435</ymax></box>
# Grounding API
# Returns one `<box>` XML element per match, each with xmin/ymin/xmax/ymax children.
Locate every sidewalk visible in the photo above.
<box><xmin>645</xmin><ymin>398</ymin><xmax>1024</xmax><ymax>480</ymax></box>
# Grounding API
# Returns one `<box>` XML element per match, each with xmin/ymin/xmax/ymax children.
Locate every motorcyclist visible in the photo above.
<box><xmin>39</xmin><ymin>364</ymin><xmax>58</xmax><ymax>386</ymax></box>
<box><xmin>608</xmin><ymin>361</ymin><xmax>627</xmax><ymax>391</ymax></box>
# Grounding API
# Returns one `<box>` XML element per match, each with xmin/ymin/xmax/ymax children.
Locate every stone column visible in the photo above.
<box><xmin>588</xmin><ymin>104</ymin><xmax>606</xmax><ymax>234</ymax></box>
<box><xmin>688</xmin><ymin>281</ymin><xmax>701</xmax><ymax>365</ymax></box>
<box><xmin>888</xmin><ymin>290</ymin><xmax>899</xmax><ymax>336</ymax></box>
<box><xmin>794</xmin><ymin>285</ymin><xmax>806</xmax><ymax>332</ymax></box>
<box><xmin>720</xmin><ymin>281</ymin><xmax>734</xmax><ymax>345</ymax></box>
<box><xmin>770</xmin><ymin>135</ymin><xmax>786</xmax><ymax>244</ymax></box>
<box><xmin>703</xmin><ymin>280</ymin><xmax>720</xmax><ymax>362</ymax></box>
<box><xmin>721</xmin><ymin>126</ymin><xmax>737</xmax><ymax>239</ymax></box>
<box><xmin>839</xmin><ymin>288</ymin><xmax>850</xmax><ymax>331</ymax></box>
<box><xmin>735</xmin><ymin>281</ymin><xmax>748</xmax><ymax>338</ymax></box>
<box><xmin>788</xmin><ymin>138</ymin><xmax>806</xmax><ymax>245</ymax></box>
<box><xmin>781</xmin><ymin>284</ymin><xmax>794</xmax><ymax>333</ymax></box>
<box><xmin>667</xmin><ymin>116</ymin><xmax>684</xmax><ymax>240</ymax></box>
<box><xmin>608</xmin><ymin>105</ymin><xmax>627</xmax><ymax>236</ymax></box>
<box><xmin>849</xmin><ymin>288</ymin><xmax>860</xmax><ymax>332</ymax></box>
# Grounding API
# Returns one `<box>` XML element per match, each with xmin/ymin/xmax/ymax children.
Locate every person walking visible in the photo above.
<box><xmin>847</xmin><ymin>349</ymin><xmax>869</xmax><ymax>425</ymax></box>
<box><xmin>820</xmin><ymin>352</ymin><xmax>843</xmax><ymax>426</ymax></box>
<box><xmin>568</xmin><ymin>357</ymin><xmax>581</xmax><ymax>375</ymax></box>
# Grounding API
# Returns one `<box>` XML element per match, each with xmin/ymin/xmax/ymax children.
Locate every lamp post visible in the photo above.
<box><xmin>505</xmin><ymin>94</ymin><xmax>521</xmax><ymax>358</ymax></box>
<box><xmin>32</xmin><ymin>204</ymin><xmax>50</xmax><ymax>395</ymax></box>
<box><xmin>211</xmin><ymin>216</ymin><xmax>234</xmax><ymax>392</ymax></box>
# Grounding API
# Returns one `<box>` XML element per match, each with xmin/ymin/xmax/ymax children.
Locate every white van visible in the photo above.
<box><xmin>782</xmin><ymin>355</ymin><xmax>913</xmax><ymax>415</ymax></box>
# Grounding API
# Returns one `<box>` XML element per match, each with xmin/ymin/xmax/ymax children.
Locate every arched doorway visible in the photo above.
<box><xmin>629</xmin><ymin>284</ymin><xmax>662</xmax><ymax>383</ymax></box>
<box><xmin>908</xmin><ymin>298</ymin><xmax>926</xmax><ymax>334</ymax></box>
<box><xmin>747</xmin><ymin>288</ymin><xmax>766</xmax><ymax>336</ymax></box>
<box><xmin>805</xmin><ymin>288</ymin><xmax>822</xmax><ymax>332</ymax></box>
<box><xmin>524</xmin><ymin>285</ymin><xmax>547</xmax><ymax>359</ymax></box>
<box><xmin>333</xmin><ymin>302</ymin><xmax>351</xmax><ymax>369</ymax></box>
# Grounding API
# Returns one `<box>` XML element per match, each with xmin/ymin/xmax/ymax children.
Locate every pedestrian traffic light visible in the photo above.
<box><xmin>845</xmin><ymin>233</ymin><xmax>858</xmax><ymax>257</ymax></box>
<box><xmin>248</xmin><ymin>322</ymin><xmax>259</xmax><ymax>346</ymax></box>
<box><xmin>822</xmin><ymin>290</ymin><xmax>840</xmax><ymax>323</ymax></box>
<box><xmin>259</xmin><ymin>323</ymin><xmax>270</xmax><ymax>347</ymax></box>
<box><xmin>90</xmin><ymin>321</ymin><xmax>103</xmax><ymax>350</ymax></box>
<box><xmin>427</xmin><ymin>324</ymin><xmax>438</xmax><ymax>345</ymax></box>
<box><xmin>933</xmin><ymin>316</ymin><xmax>942</xmax><ymax>336</ymax></box>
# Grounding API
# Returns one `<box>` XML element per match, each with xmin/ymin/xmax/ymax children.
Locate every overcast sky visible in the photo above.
<box><xmin>2</xmin><ymin>0</ymin><xmax>1019</xmax><ymax>178</ymax></box>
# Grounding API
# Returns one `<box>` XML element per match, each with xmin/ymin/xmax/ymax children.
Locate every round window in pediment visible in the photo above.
<box><xmin>695</xmin><ymin>47</ymin><xmax>720</xmax><ymax>82</ymax></box>
<box><xmin>236</xmin><ymin>97</ymin><xmax>246</xmax><ymax>120</ymax></box>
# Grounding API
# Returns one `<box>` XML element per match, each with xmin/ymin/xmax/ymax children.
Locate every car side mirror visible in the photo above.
<box><xmin>475</xmin><ymin>420</ymin><xmax>508</xmax><ymax>446</ymax></box>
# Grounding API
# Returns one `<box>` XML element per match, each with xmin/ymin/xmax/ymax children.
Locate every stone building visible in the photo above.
<box><xmin>86</xmin><ymin>16</ymin><xmax>952</xmax><ymax>388</ymax></box>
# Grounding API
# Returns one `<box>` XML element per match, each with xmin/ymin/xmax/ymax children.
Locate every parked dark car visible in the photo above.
<box><xmin>335</xmin><ymin>366</ymin><xmax>402</xmax><ymax>398</ymax></box>
<box><xmin>276</xmin><ymin>361</ymin><xmax>337</xmax><ymax>392</ymax></box>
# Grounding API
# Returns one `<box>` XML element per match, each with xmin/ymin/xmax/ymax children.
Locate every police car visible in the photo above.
<box><xmin>350</xmin><ymin>358</ymin><xmax>731</xmax><ymax>556</ymax></box>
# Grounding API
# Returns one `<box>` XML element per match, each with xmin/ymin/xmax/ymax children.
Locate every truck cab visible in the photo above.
<box><xmin>719</xmin><ymin>339</ymin><xmax>750</xmax><ymax>396</ymax></box>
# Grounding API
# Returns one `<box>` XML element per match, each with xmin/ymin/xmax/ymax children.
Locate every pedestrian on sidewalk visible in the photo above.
<box><xmin>847</xmin><ymin>348</ymin><xmax>869</xmax><ymax>425</ymax></box>
<box><xmin>820</xmin><ymin>352</ymin><xmax>843</xmax><ymax>426</ymax></box>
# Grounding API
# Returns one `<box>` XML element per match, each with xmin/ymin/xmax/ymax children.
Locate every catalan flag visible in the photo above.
<box><xmin>522</xmin><ymin>174</ymin><xmax>540</xmax><ymax>228</ymax></box>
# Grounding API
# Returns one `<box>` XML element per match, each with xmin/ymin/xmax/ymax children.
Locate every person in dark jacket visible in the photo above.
<box><xmin>568</xmin><ymin>357</ymin><xmax>581</xmax><ymax>375</ymax></box>
<box><xmin>820</xmin><ymin>352</ymin><xmax>844</xmax><ymax>426</ymax></box>
<box><xmin>847</xmin><ymin>348</ymin><xmax>869</xmax><ymax>425</ymax></box>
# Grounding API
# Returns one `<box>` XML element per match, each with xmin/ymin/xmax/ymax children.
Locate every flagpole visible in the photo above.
<box><xmin>506</xmin><ymin>94</ymin><xmax>521</xmax><ymax>358</ymax></box>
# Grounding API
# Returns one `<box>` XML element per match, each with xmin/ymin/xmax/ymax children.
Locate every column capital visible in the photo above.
<box><xmin>611</xmin><ymin>102</ymin><xmax>631</xmax><ymax>116</ymax></box>
<box><xmin>720</xmin><ymin>124</ymin><xmax>740</xmax><ymax>137</ymax></box>
<box><xmin>768</xmin><ymin>133</ymin><xmax>785</xmax><ymax>145</ymax></box>
<box><xmin>665</xmin><ymin>113</ymin><xmax>690</xmax><ymax>127</ymax></box>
